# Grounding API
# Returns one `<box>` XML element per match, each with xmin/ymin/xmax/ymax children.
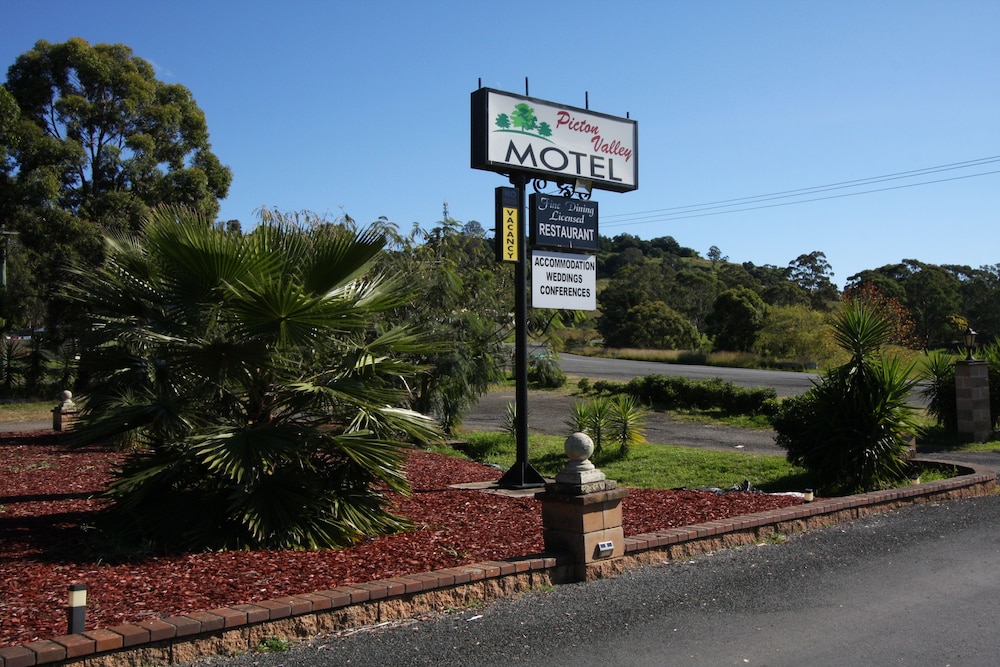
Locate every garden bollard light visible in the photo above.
<box><xmin>68</xmin><ymin>583</ymin><xmax>87</xmax><ymax>634</ymax></box>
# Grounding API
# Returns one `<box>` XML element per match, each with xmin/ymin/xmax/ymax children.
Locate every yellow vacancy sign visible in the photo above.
<box><xmin>495</xmin><ymin>187</ymin><xmax>520</xmax><ymax>263</ymax></box>
<box><xmin>501</xmin><ymin>207</ymin><xmax>519</xmax><ymax>262</ymax></box>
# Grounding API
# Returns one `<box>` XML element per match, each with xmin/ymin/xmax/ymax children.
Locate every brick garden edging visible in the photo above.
<box><xmin>0</xmin><ymin>458</ymin><xmax>994</xmax><ymax>667</ymax></box>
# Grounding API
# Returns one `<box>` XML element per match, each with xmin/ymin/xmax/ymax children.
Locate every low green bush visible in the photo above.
<box><xmin>592</xmin><ymin>379</ymin><xmax>626</xmax><ymax>395</ymax></box>
<box><xmin>528</xmin><ymin>356</ymin><xmax>566</xmax><ymax>388</ymax></box>
<box><xmin>625</xmin><ymin>374</ymin><xmax>777</xmax><ymax>415</ymax></box>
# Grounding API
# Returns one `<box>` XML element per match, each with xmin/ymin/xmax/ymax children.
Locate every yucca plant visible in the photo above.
<box><xmin>566</xmin><ymin>394</ymin><xmax>646</xmax><ymax>458</ymax></box>
<box><xmin>502</xmin><ymin>401</ymin><xmax>518</xmax><ymax>441</ymax></box>
<box><xmin>66</xmin><ymin>206</ymin><xmax>442</xmax><ymax>551</ymax></box>
<box><xmin>565</xmin><ymin>397</ymin><xmax>613</xmax><ymax>454</ymax></box>
<box><xmin>918</xmin><ymin>350</ymin><xmax>958</xmax><ymax>430</ymax></box>
<box><xmin>608</xmin><ymin>394</ymin><xmax>648</xmax><ymax>458</ymax></box>
<box><xmin>772</xmin><ymin>302</ymin><xmax>922</xmax><ymax>493</ymax></box>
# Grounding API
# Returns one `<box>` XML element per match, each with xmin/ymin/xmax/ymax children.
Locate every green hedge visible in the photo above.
<box><xmin>590</xmin><ymin>374</ymin><xmax>777</xmax><ymax>416</ymax></box>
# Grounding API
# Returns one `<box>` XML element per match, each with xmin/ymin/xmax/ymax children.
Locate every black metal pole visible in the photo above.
<box><xmin>498</xmin><ymin>173</ymin><xmax>545</xmax><ymax>489</ymax></box>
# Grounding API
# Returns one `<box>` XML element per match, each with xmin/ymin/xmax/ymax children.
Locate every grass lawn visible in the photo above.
<box><xmin>440</xmin><ymin>412</ymin><xmax>996</xmax><ymax>494</ymax></box>
<box><xmin>0</xmin><ymin>400</ymin><xmax>53</xmax><ymax>423</ymax></box>
<box><xmin>917</xmin><ymin>424</ymin><xmax>1000</xmax><ymax>454</ymax></box>
<box><xmin>436</xmin><ymin>432</ymin><xmax>812</xmax><ymax>492</ymax></box>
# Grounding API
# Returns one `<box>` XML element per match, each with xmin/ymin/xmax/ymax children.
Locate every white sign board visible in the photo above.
<box><xmin>531</xmin><ymin>250</ymin><xmax>597</xmax><ymax>311</ymax></box>
<box><xmin>472</xmin><ymin>88</ymin><xmax>638</xmax><ymax>193</ymax></box>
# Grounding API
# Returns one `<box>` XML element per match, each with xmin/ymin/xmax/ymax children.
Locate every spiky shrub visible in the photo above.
<box><xmin>924</xmin><ymin>342</ymin><xmax>1000</xmax><ymax>432</ymax></box>
<box><xmin>918</xmin><ymin>350</ymin><xmax>958</xmax><ymax>430</ymax></box>
<box><xmin>565</xmin><ymin>397</ymin><xmax>613</xmax><ymax>454</ymax></box>
<box><xmin>771</xmin><ymin>302</ymin><xmax>922</xmax><ymax>493</ymax></box>
<box><xmin>66</xmin><ymin>207</ymin><xmax>441</xmax><ymax>551</ymax></box>
<box><xmin>608</xmin><ymin>394</ymin><xmax>648</xmax><ymax>458</ymax></box>
<box><xmin>566</xmin><ymin>395</ymin><xmax>646</xmax><ymax>458</ymax></box>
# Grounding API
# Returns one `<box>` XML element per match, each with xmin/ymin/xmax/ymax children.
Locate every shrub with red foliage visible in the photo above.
<box><xmin>0</xmin><ymin>433</ymin><xmax>801</xmax><ymax>648</ymax></box>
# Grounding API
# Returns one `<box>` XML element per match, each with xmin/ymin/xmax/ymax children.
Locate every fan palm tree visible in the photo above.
<box><xmin>67</xmin><ymin>206</ymin><xmax>442</xmax><ymax>551</ymax></box>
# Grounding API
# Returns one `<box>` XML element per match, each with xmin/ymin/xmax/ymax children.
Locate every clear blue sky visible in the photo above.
<box><xmin>4</xmin><ymin>0</ymin><xmax>998</xmax><ymax>287</ymax></box>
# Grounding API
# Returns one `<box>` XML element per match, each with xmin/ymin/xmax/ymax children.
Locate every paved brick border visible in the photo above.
<box><xmin>1</xmin><ymin>458</ymin><xmax>993</xmax><ymax>667</ymax></box>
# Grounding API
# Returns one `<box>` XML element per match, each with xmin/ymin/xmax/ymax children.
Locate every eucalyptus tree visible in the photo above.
<box><xmin>947</xmin><ymin>264</ymin><xmax>1000</xmax><ymax>340</ymax></box>
<box><xmin>900</xmin><ymin>260</ymin><xmax>962</xmax><ymax>346</ymax></box>
<box><xmin>597</xmin><ymin>261</ymin><xmax>676</xmax><ymax>346</ymax></box>
<box><xmin>666</xmin><ymin>268</ymin><xmax>720</xmax><ymax>332</ymax></box>
<box><xmin>788</xmin><ymin>251</ymin><xmax>839</xmax><ymax>310</ymax></box>
<box><xmin>849</xmin><ymin>261</ymin><xmax>964</xmax><ymax>346</ymax></box>
<box><xmin>706</xmin><ymin>286</ymin><xmax>767</xmax><ymax>352</ymax></box>
<box><xmin>68</xmin><ymin>207</ymin><xmax>440</xmax><ymax>551</ymax></box>
<box><xmin>614</xmin><ymin>300</ymin><xmax>700</xmax><ymax>350</ymax></box>
<box><xmin>1</xmin><ymin>38</ymin><xmax>231</xmax><ymax>332</ymax></box>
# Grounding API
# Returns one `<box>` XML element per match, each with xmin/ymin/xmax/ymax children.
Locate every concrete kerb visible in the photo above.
<box><xmin>1</xmin><ymin>457</ymin><xmax>994</xmax><ymax>667</ymax></box>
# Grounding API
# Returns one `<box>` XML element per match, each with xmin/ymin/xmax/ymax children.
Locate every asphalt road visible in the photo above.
<box><xmin>186</xmin><ymin>495</ymin><xmax>1000</xmax><ymax>667</ymax></box>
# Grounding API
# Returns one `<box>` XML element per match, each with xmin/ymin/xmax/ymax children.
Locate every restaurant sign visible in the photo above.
<box><xmin>471</xmin><ymin>88</ymin><xmax>638</xmax><ymax>193</ymax></box>
<box><xmin>529</xmin><ymin>193</ymin><xmax>598</xmax><ymax>251</ymax></box>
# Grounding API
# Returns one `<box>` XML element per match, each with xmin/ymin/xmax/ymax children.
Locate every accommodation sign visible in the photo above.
<box><xmin>529</xmin><ymin>193</ymin><xmax>598</xmax><ymax>251</ymax></box>
<box><xmin>471</xmin><ymin>88</ymin><xmax>638</xmax><ymax>193</ymax></box>
<box><xmin>531</xmin><ymin>250</ymin><xmax>597</xmax><ymax>311</ymax></box>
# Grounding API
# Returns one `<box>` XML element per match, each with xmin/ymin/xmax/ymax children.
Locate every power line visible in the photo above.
<box><xmin>601</xmin><ymin>155</ymin><xmax>1000</xmax><ymax>228</ymax></box>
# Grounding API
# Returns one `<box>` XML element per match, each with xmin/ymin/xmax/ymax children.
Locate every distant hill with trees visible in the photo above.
<box><xmin>561</xmin><ymin>231</ymin><xmax>998</xmax><ymax>367</ymax></box>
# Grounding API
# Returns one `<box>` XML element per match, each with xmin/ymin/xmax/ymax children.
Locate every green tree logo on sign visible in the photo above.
<box><xmin>494</xmin><ymin>103</ymin><xmax>554</xmax><ymax>142</ymax></box>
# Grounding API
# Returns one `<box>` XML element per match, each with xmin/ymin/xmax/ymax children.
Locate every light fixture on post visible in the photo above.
<box><xmin>964</xmin><ymin>327</ymin><xmax>978</xmax><ymax>361</ymax></box>
<box><xmin>573</xmin><ymin>178</ymin><xmax>592</xmax><ymax>197</ymax></box>
<box><xmin>956</xmin><ymin>325</ymin><xmax>991</xmax><ymax>442</ymax></box>
<box><xmin>68</xmin><ymin>583</ymin><xmax>87</xmax><ymax>634</ymax></box>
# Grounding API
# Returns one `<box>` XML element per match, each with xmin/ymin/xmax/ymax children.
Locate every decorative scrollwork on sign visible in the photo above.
<box><xmin>558</xmin><ymin>181</ymin><xmax>592</xmax><ymax>201</ymax></box>
<box><xmin>529</xmin><ymin>178</ymin><xmax>593</xmax><ymax>200</ymax></box>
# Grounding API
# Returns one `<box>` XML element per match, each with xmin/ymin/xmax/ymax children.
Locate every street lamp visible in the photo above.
<box><xmin>963</xmin><ymin>327</ymin><xmax>978</xmax><ymax>361</ymax></box>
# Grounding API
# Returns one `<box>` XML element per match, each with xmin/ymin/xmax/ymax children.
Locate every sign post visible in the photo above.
<box><xmin>497</xmin><ymin>174</ymin><xmax>547</xmax><ymax>489</ymax></box>
<box><xmin>473</xmin><ymin>85</ymin><xmax>637</xmax><ymax>489</ymax></box>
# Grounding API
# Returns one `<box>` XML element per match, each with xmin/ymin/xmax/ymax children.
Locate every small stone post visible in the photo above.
<box><xmin>536</xmin><ymin>432</ymin><xmax>629</xmax><ymax>581</ymax></box>
<box><xmin>955</xmin><ymin>360</ymin><xmax>992</xmax><ymax>442</ymax></box>
<box><xmin>52</xmin><ymin>390</ymin><xmax>80</xmax><ymax>431</ymax></box>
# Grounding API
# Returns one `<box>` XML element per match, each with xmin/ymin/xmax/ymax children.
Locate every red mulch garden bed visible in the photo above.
<box><xmin>0</xmin><ymin>431</ymin><xmax>803</xmax><ymax>648</ymax></box>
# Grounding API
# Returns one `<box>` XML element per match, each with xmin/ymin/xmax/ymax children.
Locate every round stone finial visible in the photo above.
<box><xmin>58</xmin><ymin>389</ymin><xmax>77</xmax><ymax>410</ymax></box>
<box><xmin>564</xmin><ymin>432</ymin><xmax>595</xmax><ymax>463</ymax></box>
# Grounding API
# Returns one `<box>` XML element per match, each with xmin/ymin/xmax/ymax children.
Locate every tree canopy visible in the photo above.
<box><xmin>1</xmin><ymin>38</ymin><xmax>231</xmax><ymax>332</ymax></box>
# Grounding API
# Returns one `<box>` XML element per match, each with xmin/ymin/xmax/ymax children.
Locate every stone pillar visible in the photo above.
<box><xmin>52</xmin><ymin>390</ymin><xmax>80</xmax><ymax>431</ymax></box>
<box><xmin>536</xmin><ymin>432</ymin><xmax>629</xmax><ymax>581</ymax></box>
<box><xmin>955</xmin><ymin>360</ymin><xmax>992</xmax><ymax>442</ymax></box>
